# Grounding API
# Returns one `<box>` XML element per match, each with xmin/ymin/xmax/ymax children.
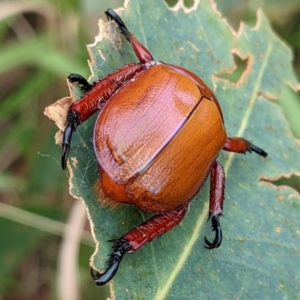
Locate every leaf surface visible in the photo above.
<box><xmin>45</xmin><ymin>0</ymin><xmax>300</xmax><ymax>299</ymax></box>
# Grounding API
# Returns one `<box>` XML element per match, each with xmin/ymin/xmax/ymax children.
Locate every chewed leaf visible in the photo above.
<box><xmin>45</xmin><ymin>0</ymin><xmax>300</xmax><ymax>299</ymax></box>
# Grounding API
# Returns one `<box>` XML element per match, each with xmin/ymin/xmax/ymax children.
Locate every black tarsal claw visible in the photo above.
<box><xmin>248</xmin><ymin>142</ymin><xmax>268</xmax><ymax>158</ymax></box>
<box><xmin>204</xmin><ymin>215</ymin><xmax>222</xmax><ymax>249</ymax></box>
<box><xmin>61</xmin><ymin>111</ymin><xmax>79</xmax><ymax>170</ymax></box>
<box><xmin>91</xmin><ymin>238</ymin><xmax>130</xmax><ymax>285</ymax></box>
<box><xmin>105</xmin><ymin>9</ymin><xmax>131</xmax><ymax>41</ymax></box>
<box><xmin>68</xmin><ymin>73</ymin><xmax>93</xmax><ymax>93</ymax></box>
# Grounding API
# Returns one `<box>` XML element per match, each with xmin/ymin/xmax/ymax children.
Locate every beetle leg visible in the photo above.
<box><xmin>91</xmin><ymin>203</ymin><xmax>189</xmax><ymax>285</ymax></box>
<box><xmin>61</xmin><ymin>110</ymin><xmax>79</xmax><ymax>169</ymax></box>
<box><xmin>68</xmin><ymin>73</ymin><xmax>93</xmax><ymax>92</ymax></box>
<box><xmin>105</xmin><ymin>9</ymin><xmax>154</xmax><ymax>64</ymax></box>
<box><xmin>205</xmin><ymin>160</ymin><xmax>224</xmax><ymax>249</ymax></box>
<box><xmin>91</xmin><ymin>238</ymin><xmax>130</xmax><ymax>285</ymax></box>
<box><xmin>223</xmin><ymin>137</ymin><xmax>267</xmax><ymax>157</ymax></box>
<box><xmin>61</xmin><ymin>63</ymin><xmax>145</xmax><ymax>170</ymax></box>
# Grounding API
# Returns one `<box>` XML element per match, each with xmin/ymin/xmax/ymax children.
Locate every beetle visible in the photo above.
<box><xmin>61</xmin><ymin>9</ymin><xmax>267</xmax><ymax>285</ymax></box>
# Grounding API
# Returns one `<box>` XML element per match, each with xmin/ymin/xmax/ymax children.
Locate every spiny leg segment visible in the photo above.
<box><xmin>92</xmin><ymin>204</ymin><xmax>189</xmax><ymax>285</ymax></box>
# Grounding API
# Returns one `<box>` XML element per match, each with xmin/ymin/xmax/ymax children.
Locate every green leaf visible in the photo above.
<box><xmin>46</xmin><ymin>0</ymin><xmax>300</xmax><ymax>298</ymax></box>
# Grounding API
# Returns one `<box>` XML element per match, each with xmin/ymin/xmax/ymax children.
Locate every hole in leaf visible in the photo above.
<box><xmin>164</xmin><ymin>0</ymin><xmax>179</xmax><ymax>7</ymax></box>
<box><xmin>216</xmin><ymin>53</ymin><xmax>248</xmax><ymax>85</ymax></box>
<box><xmin>184</xmin><ymin>0</ymin><xmax>194</xmax><ymax>8</ymax></box>
<box><xmin>262</xmin><ymin>174</ymin><xmax>300</xmax><ymax>194</ymax></box>
<box><xmin>164</xmin><ymin>0</ymin><xmax>194</xmax><ymax>8</ymax></box>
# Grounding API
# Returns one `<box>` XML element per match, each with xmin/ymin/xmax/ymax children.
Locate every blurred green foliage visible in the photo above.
<box><xmin>0</xmin><ymin>0</ymin><xmax>299</xmax><ymax>299</ymax></box>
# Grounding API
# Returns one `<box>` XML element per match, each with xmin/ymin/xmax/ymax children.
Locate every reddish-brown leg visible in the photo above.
<box><xmin>205</xmin><ymin>160</ymin><xmax>225</xmax><ymax>249</ymax></box>
<box><xmin>91</xmin><ymin>203</ymin><xmax>189</xmax><ymax>285</ymax></box>
<box><xmin>62</xmin><ymin>9</ymin><xmax>157</xmax><ymax>169</ymax></box>
<box><xmin>105</xmin><ymin>9</ymin><xmax>154</xmax><ymax>64</ymax></box>
<box><xmin>61</xmin><ymin>63</ymin><xmax>145</xmax><ymax>169</ymax></box>
<box><xmin>223</xmin><ymin>137</ymin><xmax>267</xmax><ymax>157</ymax></box>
